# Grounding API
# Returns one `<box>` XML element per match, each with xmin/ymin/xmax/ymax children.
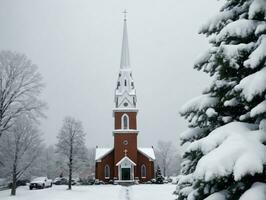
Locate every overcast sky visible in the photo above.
<box><xmin>0</xmin><ymin>0</ymin><xmax>223</xmax><ymax>148</ymax></box>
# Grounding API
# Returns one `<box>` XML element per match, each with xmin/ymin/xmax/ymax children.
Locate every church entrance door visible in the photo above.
<box><xmin>121</xmin><ymin>168</ymin><xmax>130</xmax><ymax>180</ymax></box>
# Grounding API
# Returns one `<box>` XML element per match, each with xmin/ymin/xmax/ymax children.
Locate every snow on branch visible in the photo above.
<box><xmin>216</xmin><ymin>19</ymin><xmax>265</xmax><ymax>43</ymax></box>
<box><xmin>244</xmin><ymin>35</ymin><xmax>266</xmax><ymax>69</ymax></box>
<box><xmin>204</xmin><ymin>191</ymin><xmax>227</xmax><ymax>200</ymax></box>
<box><xmin>180</xmin><ymin>94</ymin><xmax>219</xmax><ymax>115</ymax></box>
<box><xmin>180</xmin><ymin>127</ymin><xmax>207</xmax><ymax>144</ymax></box>
<box><xmin>250</xmin><ymin>100</ymin><xmax>266</xmax><ymax>117</ymax></box>
<box><xmin>235</xmin><ymin>67</ymin><xmax>266</xmax><ymax>102</ymax></box>
<box><xmin>239</xmin><ymin>182</ymin><xmax>266</xmax><ymax>200</ymax></box>
<box><xmin>249</xmin><ymin>0</ymin><xmax>266</xmax><ymax>20</ymax></box>
<box><xmin>187</xmin><ymin>122</ymin><xmax>266</xmax><ymax>182</ymax></box>
<box><xmin>199</xmin><ymin>6</ymin><xmax>243</xmax><ymax>34</ymax></box>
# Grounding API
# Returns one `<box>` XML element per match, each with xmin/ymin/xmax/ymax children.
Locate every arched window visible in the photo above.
<box><xmin>122</xmin><ymin>114</ymin><xmax>129</xmax><ymax>129</ymax></box>
<box><xmin>104</xmin><ymin>165</ymin><xmax>110</xmax><ymax>178</ymax></box>
<box><xmin>124</xmin><ymin>80</ymin><xmax>127</xmax><ymax>86</ymax></box>
<box><xmin>141</xmin><ymin>164</ymin><xmax>146</xmax><ymax>178</ymax></box>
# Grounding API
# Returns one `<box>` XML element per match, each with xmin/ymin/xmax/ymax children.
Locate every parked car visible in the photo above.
<box><xmin>53</xmin><ymin>177</ymin><xmax>68</xmax><ymax>185</ymax></box>
<box><xmin>8</xmin><ymin>179</ymin><xmax>30</xmax><ymax>188</ymax></box>
<box><xmin>0</xmin><ymin>178</ymin><xmax>8</xmax><ymax>190</ymax></box>
<box><xmin>71</xmin><ymin>179</ymin><xmax>78</xmax><ymax>185</ymax></box>
<box><xmin>29</xmin><ymin>177</ymin><xmax>52</xmax><ymax>190</ymax></box>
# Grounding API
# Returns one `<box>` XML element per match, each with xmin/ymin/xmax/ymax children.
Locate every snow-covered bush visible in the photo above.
<box><xmin>176</xmin><ymin>0</ymin><xmax>266</xmax><ymax>199</ymax></box>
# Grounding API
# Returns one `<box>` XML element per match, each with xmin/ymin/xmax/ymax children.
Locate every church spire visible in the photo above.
<box><xmin>114</xmin><ymin>11</ymin><xmax>137</xmax><ymax>109</ymax></box>
<box><xmin>120</xmin><ymin>10</ymin><xmax>130</xmax><ymax>69</ymax></box>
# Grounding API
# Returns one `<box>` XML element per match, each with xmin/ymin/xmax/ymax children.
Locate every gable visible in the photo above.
<box><xmin>95</xmin><ymin>148</ymin><xmax>113</xmax><ymax>161</ymax></box>
<box><xmin>116</xmin><ymin>156</ymin><xmax>136</xmax><ymax>166</ymax></box>
<box><xmin>138</xmin><ymin>147</ymin><xmax>156</xmax><ymax>161</ymax></box>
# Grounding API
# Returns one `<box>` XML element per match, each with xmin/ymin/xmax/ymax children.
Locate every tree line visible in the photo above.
<box><xmin>0</xmin><ymin>51</ymin><xmax>94</xmax><ymax>195</ymax></box>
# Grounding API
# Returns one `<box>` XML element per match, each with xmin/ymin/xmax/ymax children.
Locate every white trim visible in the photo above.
<box><xmin>116</xmin><ymin>156</ymin><xmax>135</xmax><ymax>181</ymax></box>
<box><xmin>113</xmin><ymin>108</ymin><xmax>138</xmax><ymax>113</ymax></box>
<box><xmin>113</xmin><ymin>129</ymin><xmax>139</xmax><ymax>134</ymax></box>
<box><xmin>116</xmin><ymin>156</ymin><xmax>136</xmax><ymax>166</ymax></box>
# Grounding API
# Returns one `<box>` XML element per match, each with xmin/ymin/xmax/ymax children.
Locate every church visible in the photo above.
<box><xmin>95</xmin><ymin>15</ymin><xmax>155</xmax><ymax>183</ymax></box>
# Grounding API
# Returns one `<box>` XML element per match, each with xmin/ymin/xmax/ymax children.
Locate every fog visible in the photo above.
<box><xmin>0</xmin><ymin>0</ymin><xmax>222</xmax><ymax>148</ymax></box>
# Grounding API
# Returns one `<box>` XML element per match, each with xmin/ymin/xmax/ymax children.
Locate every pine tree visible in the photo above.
<box><xmin>176</xmin><ymin>0</ymin><xmax>266</xmax><ymax>199</ymax></box>
<box><xmin>155</xmin><ymin>166</ymin><xmax>164</xmax><ymax>184</ymax></box>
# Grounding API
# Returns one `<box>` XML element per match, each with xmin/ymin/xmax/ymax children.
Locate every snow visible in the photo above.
<box><xmin>138</xmin><ymin>148</ymin><xmax>156</xmax><ymax>160</ymax></box>
<box><xmin>220</xmin><ymin>43</ymin><xmax>255</xmax><ymax>69</ymax></box>
<box><xmin>177</xmin><ymin>174</ymin><xmax>193</xmax><ymax>185</ymax></box>
<box><xmin>239</xmin><ymin>182</ymin><xmax>266</xmax><ymax>200</ymax></box>
<box><xmin>244</xmin><ymin>35</ymin><xmax>266</xmax><ymax>69</ymax></box>
<box><xmin>206</xmin><ymin>108</ymin><xmax>217</xmax><ymax>117</ymax></box>
<box><xmin>180</xmin><ymin>127</ymin><xmax>206</xmax><ymax>143</ymax></box>
<box><xmin>222</xmin><ymin>116</ymin><xmax>232</xmax><ymax>123</ymax></box>
<box><xmin>204</xmin><ymin>191</ymin><xmax>227</xmax><ymax>200</ymax></box>
<box><xmin>95</xmin><ymin>148</ymin><xmax>155</xmax><ymax>161</ymax></box>
<box><xmin>0</xmin><ymin>184</ymin><xmax>176</xmax><ymax>200</ymax></box>
<box><xmin>255</xmin><ymin>24</ymin><xmax>266</xmax><ymax>35</ymax></box>
<box><xmin>179</xmin><ymin>94</ymin><xmax>219</xmax><ymax>115</ymax></box>
<box><xmin>199</xmin><ymin>6</ymin><xmax>242</xmax><ymax>34</ymax></box>
<box><xmin>260</xmin><ymin>119</ymin><xmax>266</xmax><ymax>130</ymax></box>
<box><xmin>235</xmin><ymin>67</ymin><xmax>266</xmax><ymax>102</ymax></box>
<box><xmin>250</xmin><ymin>100</ymin><xmax>266</xmax><ymax>117</ymax></box>
<box><xmin>249</xmin><ymin>0</ymin><xmax>266</xmax><ymax>20</ymax></box>
<box><xmin>179</xmin><ymin>186</ymin><xmax>193</xmax><ymax>197</ymax></box>
<box><xmin>188</xmin><ymin>122</ymin><xmax>266</xmax><ymax>181</ymax></box>
<box><xmin>224</xmin><ymin>98</ymin><xmax>239</xmax><ymax>107</ymax></box>
<box><xmin>216</xmin><ymin>19</ymin><xmax>262</xmax><ymax>42</ymax></box>
<box><xmin>95</xmin><ymin>148</ymin><xmax>113</xmax><ymax>161</ymax></box>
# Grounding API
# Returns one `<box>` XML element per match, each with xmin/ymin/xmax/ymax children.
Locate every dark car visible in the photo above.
<box><xmin>8</xmin><ymin>179</ymin><xmax>29</xmax><ymax>188</ymax></box>
<box><xmin>53</xmin><ymin>177</ymin><xmax>68</xmax><ymax>185</ymax></box>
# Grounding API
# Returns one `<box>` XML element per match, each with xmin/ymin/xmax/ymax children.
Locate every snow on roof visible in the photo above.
<box><xmin>95</xmin><ymin>148</ymin><xmax>113</xmax><ymax>161</ymax></box>
<box><xmin>138</xmin><ymin>148</ymin><xmax>155</xmax><ymax>160</ymax></box>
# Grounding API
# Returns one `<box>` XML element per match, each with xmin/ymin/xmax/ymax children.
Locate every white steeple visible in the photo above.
<box><xmin>120</xmin><ymin>14</ymin><xmax>130</xmax><ymax>69</ymax></box>
<box><xmin>115</xmin><ymin>11</ymin><xmax>137</xmax><ymax>109</ymax></box>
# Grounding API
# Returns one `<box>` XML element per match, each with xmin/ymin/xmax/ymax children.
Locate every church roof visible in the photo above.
<box><xmin>138</xmin><ymin>148</ymin><xmax>156</xmax><ymax>160</ymax></box>
<box><xmin>95</xmin><ymin>147</ymin><xmax>113</xmax><ymax>161</ymax></box>
<box><xmin>95</xmin><ymin>147</ymin><xmax>156</xmax><ymax>161</ymax></box>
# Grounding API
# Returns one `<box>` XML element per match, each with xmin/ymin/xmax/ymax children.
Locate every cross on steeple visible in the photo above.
<box><xmin>122</xmin><ymin>9</ymin><xmax>127</xmax><ymax>21</ymax></box>
<box><xmin>124</xmin><ymin>149</ymin><xmax>128</xmax><ymax>156</ymax></box>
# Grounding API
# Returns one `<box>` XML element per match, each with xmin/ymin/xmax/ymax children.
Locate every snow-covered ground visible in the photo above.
<box><xmin>0</xmin><ymin>184</ymin><xmax>176</xmax><ymax>200</ymax></box>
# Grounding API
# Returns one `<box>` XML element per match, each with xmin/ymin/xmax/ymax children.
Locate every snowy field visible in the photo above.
<box><xmin>0</xmin><ymin>184</ymin><xmax>176</xmax><ymax>200</ymax></box>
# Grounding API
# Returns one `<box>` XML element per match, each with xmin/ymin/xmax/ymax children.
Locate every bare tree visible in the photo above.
<box><xmin>56</xmin><ymin>116</ymin><xmax>87</xmax><ymax>190</ymax></box>
<box><xmin>155</xmin><ymin>140</ymin><xmax>179</xmax><ymax>177</ymax></box>
<box><xmin>0</xmin><ymin>51</ymin><xmax>45</xmax><ymax>138</ymax></box>
<box><xmin>0</xmin><ymin>116</ymin><xmax>43</xmax><ymax>195</ymax></box>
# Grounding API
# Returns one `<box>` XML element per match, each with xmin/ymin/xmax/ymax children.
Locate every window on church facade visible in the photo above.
<box><xmin>104</xmin><ymin>165</ymin><xmax>110</xmax><ymax>178</ymax></box>
<box><xmin>122</xmin><ymin>114</ymin><xmax>129</xmax><ymax>129</ymax></box>
<box><xmin>141</xmin><ymin>164</ymin><xmax>146</xmax><ymax>178</ymax></box>
<box><xmin>124</xmin><ymin>80</ymin><xmax>127</xmax><ymax>86</ymax></box>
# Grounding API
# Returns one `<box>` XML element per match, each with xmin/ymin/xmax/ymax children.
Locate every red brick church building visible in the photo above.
<box><xmin>95</xmin><ymin>15</ymin><xmax>155</xmax><ymax>183</ymax></box>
